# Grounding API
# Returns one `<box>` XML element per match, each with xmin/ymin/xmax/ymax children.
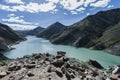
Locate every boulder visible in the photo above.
<box><xmin>8</xmin><ymin>63</ymin><xmax>21</xmax><ymax>71</ymax></box>
<box><xmin>47</xmin><ymin>66</ymin><xmax>56</xmax><ymax>73</ymax></box>
<box><xmin>56</xmin><ymin>51</ymin><xmax>66</xmax><ymax>59</ymax></box>
<box><xmin>65</xmin><ymin>70</ymin><xmax>71</xmax><ymax>80</ymax></box>
<box><xmin>52</xmin><ymin>60</ymin><xmax>64</xmax><ymax>67</ymax></box>
<box><xmin>55</xmin><ymin>69</ymin><xmax>63</xmax><ymax>77</ymax></box>
<box><xmin>88</xmin><ymin>60</ymin><xmax>103</xmax><ymax>69</ymax></box>
<box><xmin>112</xmin><ymin>66</ymin><xmax>120</xmax><ymax>74</ymax></box>
<box><xmin>25</xmin><ymin>64</ymin><xmax>36</xmax><ymax>69</ymax></box>
<box><xmin>0</xmin><ymin>71</ymin><xmax>7</xmax><ymax>78</ymax></box>
<box><xmin>27</xmin><ymin>71</ymin><xmax>34</xmax><ymax>77</ymax></box>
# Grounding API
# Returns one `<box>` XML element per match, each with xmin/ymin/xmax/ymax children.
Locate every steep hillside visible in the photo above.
<box><xmin>37</xmin><ymin>22</ymin><xmax>65</xmax><ymax>39</ymax></box>
<box><xmin>50</xmin><ymin>8</ymin><xmax>120</xmax><ymax>55</ymax></box>
<box><xmin>0</xmin><ymin>23</ymin><xmax>24</xmax><ymax>51</ymax></box>
<box><xmin>93</xmin><ymin>22</ymin><xmax>120</xmax><ymax>55</ymax></box>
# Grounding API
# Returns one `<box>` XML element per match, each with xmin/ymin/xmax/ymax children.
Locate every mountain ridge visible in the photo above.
<box><xmin>49</xmin><ymin>8</ymin><xmax>120</xmax><ymax>56</ymax></box>
<box><xmin>37</xmin><ymin>22</ymin><xmax>66</xmax><ymax>39</ymax></box>
<box><xmin>0</xmin><ymin>23</ymin><xmax>24</xmax><ymax>51</ymax></box>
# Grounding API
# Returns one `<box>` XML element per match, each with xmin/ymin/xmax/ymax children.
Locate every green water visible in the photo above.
<box><xmin>4</xmin><ymin>36</ymin><xmax>120</xmax><ymax>68</ymax></box>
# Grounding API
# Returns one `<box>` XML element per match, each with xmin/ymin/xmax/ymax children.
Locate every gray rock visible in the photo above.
<box><xmin>55</xmin><ymin>69</ymin><xmax>63</xmax><ymax>77</ymax></box>
<box><xmin>27</xmin><ymin>71</ymin><xmax>34</xmax><ymax>77</ymax></box>
<box><xmin>25</xmin><ymin>64</ymin><xmax>36</xmax><ymax>69</ymax></box>
<box><xmin>0</xmin><ymin>71</ymin><xmax>7</xmax><ymax>78</ymax></box>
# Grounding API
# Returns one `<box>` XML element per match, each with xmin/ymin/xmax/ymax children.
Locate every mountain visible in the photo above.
<box><xmin>37</xmin><ymin>22</ymin><xmax>66</xmax><ymax>39</ymax></box>
<box><xmin>0</xmin><ymin>23</ymin><xmax>24</xmax><ymax>51</ymax></box>
<box><xmin>16</xmin><ymin>30</ymin><xmax>30</xmax><ymax>36</ymax></box>
<box><xmin>50</xmin><ymin>8</ymin><xmax>120</xmax><ymax>56</ymax></box>
<box><xmin>93</xmin><ymin>22</ymin><xmax>120</xmax><ymax>55</ymax></box>
<box><xmin>27</xmin><ymin>27</ymin><xmax>44</xmax><ymax>35</ymax></box>
<box><xmin>16</xmin><ymin>27</ymin><xmax>44</xmax><ymax>36</ymax></box>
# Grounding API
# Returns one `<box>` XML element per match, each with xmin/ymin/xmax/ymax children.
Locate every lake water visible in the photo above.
<box><xmin>4</xmin><ymin>36</ymin><xmax>120</xmax><ymax>68</ymax></box>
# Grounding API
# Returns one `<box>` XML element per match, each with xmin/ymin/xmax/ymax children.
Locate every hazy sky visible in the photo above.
<box><xmin>0</xmin><ymin>0</ymin><xmax>120</xmax><ymax>30</ymax></box>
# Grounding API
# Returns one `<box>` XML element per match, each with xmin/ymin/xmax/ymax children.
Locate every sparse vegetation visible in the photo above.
<box><xmin>0</xmin><ymin>60</ymin><xmax>10</xmax><ymax>66</ymax></box>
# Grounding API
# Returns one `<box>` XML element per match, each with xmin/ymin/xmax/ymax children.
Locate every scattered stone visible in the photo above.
<box><xmin>8</xmin><ymin>64</ymin><xmax>21</xmax><ymax>71</ymax></box>
<box><xmin>56</xmin><ymin>51</ymin><xmax>66</xmax><ymax>59</ymax></box>
<box><xmin>63</xmin><ymin>57</ymin><xmax>69</xmax><ymax>62</ymax></box>
<box><xmin>25</xmin><ymin>64</ymin><xmax>36</xmax><ymax>69</ymax></box>
<box><xmin>65</xmin><ymin>71</ymin><xmax>71</xmax><ymax>80</ymax></box>
<box><xmin>52</xmin><ymin>60</ymin><xmax>64</xmax><ymax>67</ymax></box>
<box><xmin>70</xmin><ymin>73</ymin><xmax>75</xmax><ymax>78</ymax></box>
<box><xmin>0</xmin><ymin>71</ymin><xmax>7</xmax><ymax>78</ymax></box>
<box><xmin>0</xmin><ymin>52</ymin><xmax>117</xmax><ymax>80</ymax></box>
<box><xmin>27</xmin><ymin>71</ymin><xmax>34</xmax><ymax>77</ymax></box>
<box><xmin>55</xmin><ymin>69</ymin><xmax>63</xmax><ymax>77</ymax></box>
<box><xmin>95</xmin><ymin>76</ymin><xmax>103</xmax><ymax>80</ymax></box>
<box><xmin>112</xmin><ymin>65</ymin><xmax>120</xmax><ymax>74</ymax></box>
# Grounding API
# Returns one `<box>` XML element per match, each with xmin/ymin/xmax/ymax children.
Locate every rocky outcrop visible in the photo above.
<box><xmin>0</xmin><ymin>23</ymin><xmax>24</xmax><ymax>51</ymax></box>
<box><xmin>50</xmin><ymin>8</ymin><xmax>120</xmax><ymax>56</ymax></box>
<box><xmin>37</xmin><ymin>22</ymin><xmax>66</xmax><ymax>39</ymax></box>
<box><xmin>0</xmin><ymin>52</ymin><xmax>115</xmax><ymax>80</ymax></box>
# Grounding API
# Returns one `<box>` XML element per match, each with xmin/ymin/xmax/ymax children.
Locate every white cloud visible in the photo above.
<box><xmin>0</xmin><ymin>2</ymin><xmax>56</xmax><ymax>13</ymax></box>
<box><xmin>86</xmin><ymin>13</ymin><xmax>90</xmax><ymax>16</ymax></box>
<box><xmin>2</xmin><ymin>14</ymin><xmax>33</xmax><ymax>25</ymax></box>
<box><xmin>71</xmin><ymin>11</ymin><xmax>78</xmax><ymax>15</ymax></box>
<box><xmin>5</xmin><ymin>0</ymin><xmax>24</xmax><ymax>4</ymax></box>
<box><xmin>107</xmin><ymin>5</ymin><xmax>114</xmax><ymax>8</ymax></box>
<box><xmin>60</xmin><ymin>0</ymin><xmax>84</xmax><ymax>10</ymax></box>
<box><xmin>4</xmin><ymin>23</ymin><xmax>37</xmax><ymax>30</ymax></box>
<box><xmin>20</xmin><ymin>16</ymin><xmax>24</xmax><ymax>18</ymax></box>
<box><xmin>84</xmin><ymin>0</ymin><xmax>96</xmax><ymax>7</ymax></box>
<box><xmin>64</xmin><ymin>13</ymin><xmax>67</xmax><ymax>15</ymax></box>
<box><xmin>7</xmin><ymin>13</ymin><xmax>15</xmax><ymax>17</ymax></box>
<box><xmin>0</xmin><ymin>0</ymin><xmax>111</xmax><ymax>14</ymax></box>
<box><xmin>76</xmin><ymin>7</ymin><xmax>85</xmax><ymax>12</ymax></box>
<box><xmin>0</xmin><ymin>4</ymin><xmax>16</xmax><ymax>11</ymax></box>
<box><xmin>46</xmin><ymin>0</ymin><xmax>59</xmax><ymax>3</ymax></box>
<box><xmin>90</xmin><ymin>0</ymin><xmax>111</xmax><ymax>7</ymax></box>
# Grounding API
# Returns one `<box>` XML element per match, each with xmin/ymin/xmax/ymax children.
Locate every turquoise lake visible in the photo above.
<box><xmin>4</xmin><ymin>36</ymin><xmax>120</xmax><ymax>68</ymax></box>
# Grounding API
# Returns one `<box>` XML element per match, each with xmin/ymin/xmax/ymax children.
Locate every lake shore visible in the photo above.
<box><xmin>3</xmin><ymin>36</ymin><xmax>120</xmax><ymax>68</ymax></box>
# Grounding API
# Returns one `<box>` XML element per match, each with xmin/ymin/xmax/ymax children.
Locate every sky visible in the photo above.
<box><xmin>0</xmin><ymin>0</ymin><xmax>120</xmax><ymax>30</ymax></box>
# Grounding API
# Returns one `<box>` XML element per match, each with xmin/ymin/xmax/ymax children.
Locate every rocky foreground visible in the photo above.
<box><xmin>0</xmin><ymin>52</ymin><xmax>120</xmax><ymax>80</ymax></box>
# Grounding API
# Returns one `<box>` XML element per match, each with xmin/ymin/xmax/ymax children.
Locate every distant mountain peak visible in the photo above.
<box><xmin>37</xmin><ymin>22</ymin><xmax>66</xmax><ymax>39</ymax></box>
<box><xmin>54</xmin><ymin>22</ymin><xmax>62</xmax><ymax>24</ymax></box>
<box><xmin>51</xmin><ymin>22</ymin><xmax>64</xmax><ymax>26</ymax></box>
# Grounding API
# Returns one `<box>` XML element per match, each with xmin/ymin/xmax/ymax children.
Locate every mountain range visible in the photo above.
<box><xmin>36</xmin><ymin>8</ymin><xmax>120</xmax><ymax>56</ymax></box>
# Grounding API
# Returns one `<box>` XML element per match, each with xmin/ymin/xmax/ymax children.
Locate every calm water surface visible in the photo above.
<box><xmin>4</xmin><ymin>36</ymin><xmax>120</xmax><ymax>68</ymax></box>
